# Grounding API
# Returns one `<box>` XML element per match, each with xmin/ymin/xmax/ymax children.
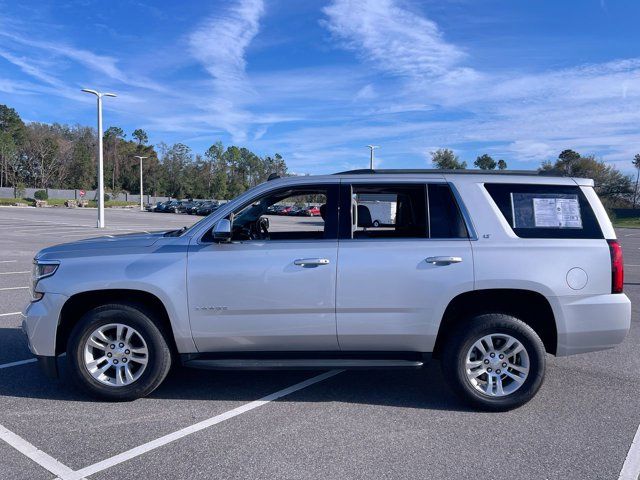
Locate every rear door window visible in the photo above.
<box><xmin>484</xmin><ymin>183</ymin><xmax>603</xmax><ymax>239</ymax></box>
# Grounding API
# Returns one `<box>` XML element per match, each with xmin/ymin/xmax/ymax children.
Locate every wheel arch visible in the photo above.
<box><xmin>56</xmin><ymin>289</ymin><xmax>178</xmax><ymax>356</ymax></box>
<box><xmin>433</xmin><ymin>289</ymin><xmax>557</xmax><ymax>358</ymax></box>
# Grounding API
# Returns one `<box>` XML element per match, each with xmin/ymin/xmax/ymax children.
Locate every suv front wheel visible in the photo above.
<box><xmin>67</xmin><ymin>304</ymin><xmax>172</xmax><ymax>401</ymax></box>
<box><xmin>441</xmin><ymin>313</ymin><xmax>546</xmax><ymax>411</ymax></box>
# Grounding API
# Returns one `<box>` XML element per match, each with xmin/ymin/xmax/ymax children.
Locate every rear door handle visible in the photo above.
<box><xmin>425</xmin><ymin>256</ymin><xmax>462</xmax><ymax>265</ymax></box>
<box><xmin>294</xmin><ymin>258</ymin><xmax>331</xmax><ymax>267</ymax></box>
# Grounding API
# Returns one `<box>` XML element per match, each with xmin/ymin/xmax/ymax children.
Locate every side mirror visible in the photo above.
<box><xmin>212</xmin><ymin>218</ymin><xmax>231</xmax><ymax>242</ymax></box>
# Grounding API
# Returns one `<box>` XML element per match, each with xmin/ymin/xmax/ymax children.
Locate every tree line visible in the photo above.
<box><xmin>430</xmin><ymin>148</ymin><xmax>636</xmax><ymax>207</ymax></box>
<box><xmin>2</xmin><ymin>102</ymin><xmax>638</xmax><ymax>206</ymax></box>
<box><xmin>0</xmin><ymin>104</ymin><xmax>287</xmax><ymax>200</ymax></box>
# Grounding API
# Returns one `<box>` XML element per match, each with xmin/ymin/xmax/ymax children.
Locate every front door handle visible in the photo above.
<box><xmin>425</xmin><ymin>256</ymin><xmax>463</xmax><ymax>265</ymax></box>
<box><xmin>294</xmin><ymin>258</ymin><xmax>330</xmax><ymax>267</ymax></box>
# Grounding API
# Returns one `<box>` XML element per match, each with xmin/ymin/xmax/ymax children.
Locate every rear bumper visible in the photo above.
<box><xmin>553</xmin><ymin>293</ymin><xmax>631</xmax><ymax>356</ymax></box>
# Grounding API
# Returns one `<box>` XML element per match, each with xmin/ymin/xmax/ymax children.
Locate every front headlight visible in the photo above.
<box><xmin>31</xmin><ymin>260</ymin><xmax>59</xmax><ymax>301</ymax></box>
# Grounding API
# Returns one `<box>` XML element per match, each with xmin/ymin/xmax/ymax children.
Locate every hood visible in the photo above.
<box><xmin>35</xmin><ymin>231</ymin><xmax>168</xmax><ymax>259</ymax></box>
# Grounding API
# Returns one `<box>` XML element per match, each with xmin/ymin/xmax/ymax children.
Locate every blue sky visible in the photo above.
<box><xmin>1</xmin><ymin>0</ymin><xmax>639</xmax><ymax>174</ymax></box>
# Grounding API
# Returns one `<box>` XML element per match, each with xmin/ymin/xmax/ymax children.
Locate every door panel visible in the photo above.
<box><xmin>188</xmin><ymin>240</ymin><xmax>339</xmax><ymax>352</ymax></box>
<box><xmin>336</xmin><ymin>239</ymin><xmax>473</xmax><ymax>351</ymax></box>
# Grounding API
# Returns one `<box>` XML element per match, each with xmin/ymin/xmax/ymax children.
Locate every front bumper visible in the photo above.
<box><xmin>21</xmin><ymin>292</ymin><xmax>68</xmax><ymax>357</ymax></box>
<box><xmin>553</xmin><ymin>293</ymin><xmax>631</xmax><ymax>356</ymax></box>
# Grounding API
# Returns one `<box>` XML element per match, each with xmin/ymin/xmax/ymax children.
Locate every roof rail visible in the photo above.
<box><xmin>267</xmin><ymin>173</ymin><xmax>281</xmax><ymax>181</ymax></box>
<box><xmin>333</xmin><ymin>168</ymin><xmax>561</xmax><ymax>176</ymax></box>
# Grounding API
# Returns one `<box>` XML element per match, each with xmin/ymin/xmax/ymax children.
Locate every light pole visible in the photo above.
<box><xmin>366</xmin><ymin>145</ymin><xmax>379</xmax><ymax>170</ymax></box>
<box><xmin>134</xmin><ymin>155</ymin><xmax>148</xmax><ymax>211</ymax></box>
<box><xmin>81</xmin><ymin>89</ymin><xmax>116</xmax><ymax>228</ymax></box>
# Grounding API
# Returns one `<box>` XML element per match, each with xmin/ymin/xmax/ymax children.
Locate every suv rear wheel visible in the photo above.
<box><xmin>441</xmin><ymin>313</ymin><xmax>545</xmax><ymax>411</ymax></box>
<box><xmin>67</xmin><ymin>304</ymin><xmax>172</xmax><ymax>401</ymax></box>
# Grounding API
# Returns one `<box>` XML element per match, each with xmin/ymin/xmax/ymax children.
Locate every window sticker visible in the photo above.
<box><xmin>511</xmin><ymin>193</ymin><xmax>582</xmax><ymax>229</ymax></box>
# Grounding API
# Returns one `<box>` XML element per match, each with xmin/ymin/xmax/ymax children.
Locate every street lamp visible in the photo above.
<box><xmin>134</xmin><ymin>155</ymin><xmax>148</xmax><ymax>211</ymax></box>
<box><xmin>81</xmin><ymin>88</ymin><xmax>116</xmax><ymax>228</ymax></box>
<box><xmin>366</xmin><ymin>145</ymin><xmax>379</xmax><ymax>170</ymax></box>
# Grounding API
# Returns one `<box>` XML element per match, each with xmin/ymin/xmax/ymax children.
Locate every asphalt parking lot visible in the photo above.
<box><xmin>0</xmin><ymin>206</ymin><xmax>638</xmax><ymax>480</ymax></box>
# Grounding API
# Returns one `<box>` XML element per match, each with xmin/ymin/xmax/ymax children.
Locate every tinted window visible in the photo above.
<box><xmin>484</xmin><ymin>183</ymin><xmax>603</xmax><ymax>239</ymax></box>
<box><xmin>203</xmin><ymin>185</ymin><xmax>339</xmax><ymax>242</ymax></box>
<box><xmin>350</xmin><ymin>184</ymin><xmax>427</xmax><ymax>239</ymax></box>
<box><xmin>428</xmin><ymin>184</ymin><xmax>469</xmax><ymax>239</ymax></box>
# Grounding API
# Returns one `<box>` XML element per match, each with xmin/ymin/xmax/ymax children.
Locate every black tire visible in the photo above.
<box><xmin>441</xmin><ymin>313</ymin><xmax>546</xmax><ymax>411</ymax></box>
<box><xmin>67</xmin><ymin>303</ymin><xmax>172</xmax><ymax>401</ymax></box>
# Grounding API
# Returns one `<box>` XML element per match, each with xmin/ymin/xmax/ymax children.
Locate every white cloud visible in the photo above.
<box><xmin>188</xmin><ymin>0</ymin><xmax>264</xmax><ymax>141</ymax></box>
<box><xmin>323</xmin><ymin>0</ymin><xmax>469</xmax><ymax>79</ymax></box>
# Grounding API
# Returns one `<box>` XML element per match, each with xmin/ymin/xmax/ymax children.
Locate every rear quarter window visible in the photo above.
<box><xmin>484</xmin><ymin>183</ymin><xmax>603</xmax><ymax>239</ymax></box>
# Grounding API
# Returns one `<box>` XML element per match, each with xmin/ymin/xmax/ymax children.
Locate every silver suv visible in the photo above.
<box><xmin>23</xmin><ymin>170</ymin><xmax>631</xmax><ymax>410</ymax></box>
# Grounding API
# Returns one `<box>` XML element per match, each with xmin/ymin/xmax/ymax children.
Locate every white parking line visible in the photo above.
<box><xmin>0</xmin><ymin>286</ymin><xmax>29</xmax><ymax>291</ymax></box>
<box><xmin>619</xmin><ymin>423</ymin><xmax>640</xmax><ymax>479</ymax></box>
<box><xmin>0</xmin><ymin>423</ymin><xmax>81</xmax><ymax>480</ymax></box>
<box><xmin>0</xmin><ymin>271</ymin><xmax>29</xmax><ymax>275</ymax></box>
<box><xmin>60</xmin><ymin>369</ymin><xmax>344</xmax><ymax>480</ymax></box>
<box><xmin>0</xmin><ymin>260</ymin><xmax>17</xmax><ymax>264</ymax></box>
<box><xmin>0</xmin><ymin>311</ymin><xmax>21</xmax><ymax>317</ymax></box>
<box><xmin>0</xmin><ymin>358</ymin><xmax>37</xmax><ymax>370</ymax></box>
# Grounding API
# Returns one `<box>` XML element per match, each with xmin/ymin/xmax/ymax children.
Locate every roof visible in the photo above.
<box><xmin>333</xmin><ymin>168</ymin><xmax>562</xmax><ymax>176</ymax></box>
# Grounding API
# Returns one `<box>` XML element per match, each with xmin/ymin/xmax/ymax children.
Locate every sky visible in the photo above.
<box><xmin>1</xmin><ymin>0</ymin><xmax>639</xmax><ymax>174</ymax></box>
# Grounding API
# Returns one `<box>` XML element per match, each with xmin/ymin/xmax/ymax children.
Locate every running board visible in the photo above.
<box><xmin>183</xmin><ymin>358</ymin><xmax>425</xmax><ymax>371</ymax></box>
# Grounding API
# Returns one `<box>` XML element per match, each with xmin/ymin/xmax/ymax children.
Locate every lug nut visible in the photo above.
<box><xmin>490</xmin><ymin>353</ymin><xmax>495</xmax><ymax>358</ymax></box>
<box><xmin>499</xmin><ymin>354</ymin><xmax>504</xmax><ymax>359</ymax></box>
<box><xmin>496</xmin><ymin>369</ymin><xmax>501</xmax><ymax>374</ymax></box>
<box><xmin>110</xmin><ymin>344</ymin><xmax>115</xmax><ymax>349</ymax></box>
<box><xmin>119</xmin><ymin>343</ymin><xmax>124</xmax><ymax>348</ymax></box>
<box><xmin>125</xmin><ymin>349</ymin><xmax>130</xmax><ymax>354</ymax></box>
<box><xmin>484</xmin><ymin>359</ymin><xmax>490</xmax><ymax>364</ymax></box>
<box><xmin>487</xmin><ymin>367</ymin><xmax>492</xmax><ymax>372</ymax></box>
<box><xmin>107</xmin><ymin>352</ymin><xmax>112</xmax><ymax>358</ymax></box>
<box><xmin>502</xmin><ymin>362</ymin><xmax>507</xmax><ymax>368</ymax></box>
<box><xmin>122</xmin><ymin>358</ymin><xmax>128</xmax><ymax>363</ymax></box>
<box><xmin>113</xmin><ymin>359</ymin><xmax>119</xmax><ymax>364</ymax></box>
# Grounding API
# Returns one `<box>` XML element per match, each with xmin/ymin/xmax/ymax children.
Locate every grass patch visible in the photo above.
<box><xmin>613</xmin><ymin>217</ymin><xmax>640</xmax><ymax>228</ymax></box>
<box><xmin>0</xmin><ymin>197</ymin><xmax>34</xmax><ymax>206</ymax></box>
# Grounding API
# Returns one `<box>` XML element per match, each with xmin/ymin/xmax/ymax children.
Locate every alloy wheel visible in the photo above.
<box><xmin>83</xmin><ymin>323</ymin><xmax>149</xmax><ymax>387</ymax></box>
<box><xmin>464</xmin><ymin>333</ymin><xmax>530</xmax><ymax>397</ymax></box>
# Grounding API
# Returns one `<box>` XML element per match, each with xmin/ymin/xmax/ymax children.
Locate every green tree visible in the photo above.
<box><xmin>430</xmin><ymin>149</ymin><xmax>466</xmax><ymax>169</ymax></box>
<box><xmin>131</xmin><ymin>128</ymin><xmax>149</xmax><ymax>146</ymax></box>
<box><xmin>132</xmin><ymin>129</ymin><xmax>148</xmax><ymax>146</ymax></box>
<box><xmin>0</xmin><ymin>105</ymin><xmax>26</xmax><ymax>187</ymax></box>
<box><xmin>541</xmin><ymin>151</ymin><xmax>632</xmax><ymax>202</ymax></box>
<box><xmin>161</xmin><ymin>143</ymin><xmax>192</xmax><ymax>198</ymax></box>
<box><xmin>104</xmin><ymin>126</ymin><xmax>126</xmax><ymax>191</ymax></box>
<box><xmin>497</xmin><ymin>159</ymin><xmax>507</xmax><ymax>170</ymax></box>
<box><xmin>474</xmin><ymin>154</ymin><xmax>497</xmax><ymax>170</ymax></box>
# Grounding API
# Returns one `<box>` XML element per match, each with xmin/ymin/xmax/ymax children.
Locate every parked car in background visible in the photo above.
<box><xmin>357</xmin><ymin>200</ymin><xmax>397</xmax><ymax>227</ymax></box>
<box><xmin>196</xmin><ymin>201</ymin><xmax>219</xmax><ymax>216</ymax></box>
<box><xmin>278</xmin><ymin>205</ymin><xmax>294</xmax><ymax>215</ymax></box>
<box><xmin>153</xmin><ymin>200</ymin><xmax>173</xmax><ymax>213</ymax></box>
<box><xmin>163</xmin><ymin>200</ymin><xmax>183</xmax><ymax>213</ymax></box>
<box><xmin>299</xmin><ymin>205</ymin><xmax>321</xmax><ymax>216</ymax></box>
<box><xmin>145</xmin><ymin>202</ymin><xmax>163</xmax><ymax>212</ymax></box>
<box><xmin>177</xmin><ymin>201</ymin><xmax>197</xmax><ymax>214</ymax></box>
<box><xmin>187</xmin><ymin>201</ymin><xmax>204</xmax><ymax>215</ymax></box>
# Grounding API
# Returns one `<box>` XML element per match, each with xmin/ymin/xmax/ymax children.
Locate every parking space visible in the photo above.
<box><xmin>0</xmin><ymin>206</ymin><xmax>638</xmax><ymax>479</ymax></box>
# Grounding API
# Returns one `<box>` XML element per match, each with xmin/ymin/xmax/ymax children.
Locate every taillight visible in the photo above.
<box><xmin>608</xmin><ymin>239</ymin><xmax>624</xmax><ymax>294</ymax></box>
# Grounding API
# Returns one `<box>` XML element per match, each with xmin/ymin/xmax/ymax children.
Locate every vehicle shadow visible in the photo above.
<box><xmin>0</xmin><ymin>346</ymin><xmax>471</xmax><ymax>412</ymax></box>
